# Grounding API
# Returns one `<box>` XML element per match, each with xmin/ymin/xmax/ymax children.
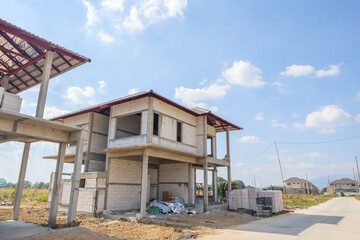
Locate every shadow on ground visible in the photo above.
<box><xmin>226</xmin><ymin>212</ymin><xmax>343</xmax><ymax>236</ymax></box>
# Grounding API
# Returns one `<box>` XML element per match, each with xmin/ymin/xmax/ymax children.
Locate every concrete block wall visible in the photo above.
<box><xmin>158</xmin><ymin>163</ymin><xmax>190</xmax><ymax>204</ymax></box>
<box><xmin>107</xmin><ymin>158</ymin><xmax>143</xmax><ymax>211</ymax></box>
<box><xmin>88</xmin><ymin>159</ymin><xmax>106</xmax><ymax>172</ymax></box>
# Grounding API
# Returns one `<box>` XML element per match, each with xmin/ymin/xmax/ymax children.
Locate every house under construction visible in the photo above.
<box><xmin>0</xmin><ymin>18</ymin><xmax>90</xmax><ymax>227</ymax></box>
<box><xmin>45</xmin><ymin>90</ymin><xmax>242</xmax><ymax>218</ymax></box>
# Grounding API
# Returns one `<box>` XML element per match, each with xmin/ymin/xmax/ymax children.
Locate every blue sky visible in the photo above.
<box><xmin>1</xmin><ymin>0</ymin><xmax>360</xmax><ymax>188</ymax></box>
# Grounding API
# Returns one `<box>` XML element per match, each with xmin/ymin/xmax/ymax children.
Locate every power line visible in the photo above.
<box><xmin>276</xmin><ymin>134</ymin><xmax>360</xmax><ymax>145</ymax></box>
<box><xmin>243</xmin><ymin>143</ymin><xmax>273</xmax><ymax>165</ymax></box>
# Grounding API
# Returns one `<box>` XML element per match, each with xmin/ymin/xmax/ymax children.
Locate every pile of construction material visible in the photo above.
<box><xmin>0</xmin><ymin>87</ymin><xmax>22</xmax><ymax>113</ymax></box>
<box><xmin>229</xmin><ymin>189</ymin><xmax>283</xmax><ymax>214</ymax></box>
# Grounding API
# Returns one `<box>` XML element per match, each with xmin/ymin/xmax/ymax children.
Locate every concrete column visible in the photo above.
<box><xmin>226</xmin><ymin>127</ymin><xmax>231</xmax><ymax>196</ymax></box>
<box><xmin>48</xmin><ymin>143</ymin><xmax>66</xmax><ymax>227</ymax></box>
<box><xmin>194</xmin><ymin>168</ymin><xmax>197</xmax><ymax>201</ymax></box>
<box><xmin>188</xmin><ymin>164</ymin><xmax>194</xmax><ymax>205</ymax></box>
<box><xmin>36</xmin><ymin>51</ymin><xmax>54</xmax><ymax>118</ymax></box>
<box><xmin>1</xmin><ymin>75</ymin><xmax>9</xmax><ymax>90</ymax></box>
<box><xmin>203</xmin><ymin>158</ymin><xmax>208</xmax><ymax>212</ymax></box>
<box><xmin>84</xmin><ymin>112</ymin><xmax>94</xmax><ymax>172</ymax></box>
<box><xmin>140</xmin><ymin>154</ymin><xmax>149</xmax><ymax>218</ymax></box>
<box><xmin>67</xmin><ymin>132</ymin><xmax>85</xmax><ymax>224</ymax></box>
<box><xmin>212</xmin><ymin>167</ymin><xmax>218</xmax><ymax>203</ymax></box>
<box><xmin>12</xmin><ymin>142</ymin><xmax>31</xmax><ymax>220</ymax></box>
<box><xmin>146</xmin><ymin>97</ymin><xmax>154</xmax><ymax>143</ymax></box>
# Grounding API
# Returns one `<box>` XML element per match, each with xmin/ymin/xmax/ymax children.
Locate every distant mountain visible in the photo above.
<box><xmin>310</xmin><ymin>174</ymin><xmax>353</xmax><ymax>190</ymax></box>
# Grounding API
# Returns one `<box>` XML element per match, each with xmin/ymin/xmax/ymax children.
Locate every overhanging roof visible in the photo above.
<box><xmin>0</xmin><ymin>18</ymin><xmax>90</xmax><ymax>94</ymax></box>
<box><xmin>52</xmin><ymin>90</ymin><xmax>242</xmax><ymax>132</ymax></box>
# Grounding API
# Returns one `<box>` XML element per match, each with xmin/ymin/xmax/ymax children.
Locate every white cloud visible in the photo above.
<box><xmin>272</xmin><ymin>81</ymin><xmax>283</xmax><ymax>87</ymax></box>
<box><xmin>82</xmin><ymin>0</ymin><xmax>99</xmax><ymax>28</ymax></box>
<box><xmin>236</xmin><ymin>162</ymin><xmax>246</xmax><ymax>168</ymax></box>
<box><xmin>63</xmin><ymin>86</ymin><xmax>96</xmax><ymax>105</ymax></box>
<box><xmin>301</xmin><ymin>152</ymin><xmax>326</xmax><ymax>158</ymax></box>
<box><xmin>222</xmin><ymin>60</ymin><xmax>266</xmax><ymax>88</ymax></box>
<box><xmin>98</xmin><ymin>80</ymin><xmax>107</xmax><ymax>93</ymax></box>
<box><xmin>315</xmin><ymin>65</ymin><xmax>340</xmax><ymax>78</ymax></box>
<box><xmin>238</xmin><ymin>136</ymin><xmax>263</xmax><ymax>144</ymax></box>
<box><xmin>85</xmin><ymin>0</ymin><xmax>187</xmax><ymax>35</ymax></box>
<box><xmin>254</xmin><ymin>112</ymin><xmax>264</xmax><ymax>121</ymax></box>
<box><xmin>98</xmin><ymin>29</ymin><xmax>115</xmax><ymax>43</ymax></box>
<box><xmin>101</xmin><ymin>0</ymin><xmax>126</xmax><ymax>11</ymax></box>
<box><xmin>122</xmin><ymin>6</ymin><xmax>145</xmax><ymax>32</ymax></box>
<box><xmin>280</xmin><ymin>65</ymin><xmax>314</xmax><ymax>77</ymax></box>
<box><xmin>270</xmin><ymin>119</ymin><xmax>287</xmax><ymax>128</ymax></box>
<box><xmin>43</xmin><ymin>106</ymin><xmax>70</xmax><ymax>119</ymax></box>
<box><xmin>128</xmin><ymin>88</ymin><xmax>140</xmax><ymax>95</ymax></box>
<box><xmin>295</xmin><ymin>105</ymin><xmax>359</xmax><ymax>134</ymax></box>
<box><xmin>296</xmin><ymin>162</ymin><xmax>315</xmax><ymax>169</ymax></box>
<box><xmin>174</xmin><ymin>83</ymin><xmax>229</xmax><ymax>111</ymax></box>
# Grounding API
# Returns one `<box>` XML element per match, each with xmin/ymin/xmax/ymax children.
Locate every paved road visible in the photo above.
<box><xmin>200</xmin><ymin>197</ymin><xmax>360</xmax><ymax>240</ymax></box>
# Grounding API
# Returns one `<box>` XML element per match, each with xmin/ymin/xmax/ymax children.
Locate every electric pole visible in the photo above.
<box><xmin>274</xmin><ymin>142</ymin><xmax>286</xmax><ymax>194</ymax></box>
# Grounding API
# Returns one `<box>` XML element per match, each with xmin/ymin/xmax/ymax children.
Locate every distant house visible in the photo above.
<box><xmin>329</xmin><ymin>178</ymin><xmax>358</xmax><ymax>196</ymax></box>
<box><xmin>284</xmin><ymin>177</ymin><xmax>319</xmax><ymax>195</ymax></box>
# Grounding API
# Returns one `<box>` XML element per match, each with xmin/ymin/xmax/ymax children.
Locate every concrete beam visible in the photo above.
<box><xmin>36</xmin><ymin>51</ymin><xmax>53</xmax><ymax>118</ymax></box>
<box><xmin>12</xmin><ymin>142</ymin><xmax>30</xmax><ymax>220</ymax></box>
<box><xmin>48</xmin><ymin>143</ymin><xmax>66</xmax><ymax>227</ymax></box>
<box><xmin>67</xmin><ymin>132</ymin><xmax>85</xmax><ymax>224</ymax></box>
<box><xmin>0</xmin><ymin>117</ymin><xmax>78</xmax><ymax>144</ymax></box>
<box><xmin>1</xmin><ymin>75</ymin><xmax>9</xmax><ymax>90</ymax></box>
<box><xmin>203</xmin><ymin>158</ymin><xmax>208</xmax><ymax>212</ymax></box>
<box><xmin>140</xmin><ymin>154</ymin><xmax>149</xmax><ymax>218</ymax></box>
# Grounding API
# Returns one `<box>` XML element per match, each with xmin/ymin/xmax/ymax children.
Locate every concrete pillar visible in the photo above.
<box><xmin>203</xmin><ymin>158</ymin><xmax>208</xmax><ymax>212</ymax></box>
<box><xmin>226</xmin><ymin>127</ymin><xmax>231</xmax><ymax>196</ymax></box>
<box><xmin>48</xmin><ymin>143</ymin><xmax>66</xmax><ymax>227</ymax></box>
<box><xmin>146</xmin><ymin>97</ymin><xmax>154</xmax><ymax>143</ymax></box>
<box><xmin>67</xmin><ymin>132</ymin><xmax>85</xmax><ymax>224</ymax></box>
<box><xmin>212</xmin><ymin>167</ymin><xmax>218</xmax><ymax>203</ymax></box>
<box><xmin>140</xmin><ymin>154</ymin><xmax>149</xmax><ymax>218</ymax></box>
<box><xmin>84</xmin><ymin>112</ymin><xmax>94</xmax><ymax>172</ymax></box>
<box><xmin>36</xmin><ymin>51</ymin><xmax>54</xmax><ymax>119</ymax></box>
<box><xmin>188</xmin><ymin>164</ymin><xmax>194</xmax><ymax>205</ymax></box>
<box><xmin>1</xmin><ymin>75</ymin><xmax>9</xmax><ymax>90</ymax></box>
<box><xmin>12</xmin><ymin>142</ymin><xmax>31</xmax><ymax>220</ymax></box>
<box><xmin>194</xmin><ymin>168</ymin><xmax>197</xmax><ymax>201</ymax></box>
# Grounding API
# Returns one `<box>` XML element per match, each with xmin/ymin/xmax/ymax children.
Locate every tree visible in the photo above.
<box><xmin>321</xmin><ymin>187</ymin><xmax>327</xmax><ymax>193</ymax></box>
<box><xmin>6</xmin><ymin>182</ymin><xmax>16</xmax><ymax>188</ymax></box>
<box><xmin>217</xmin><ymin>177</ymin><xmax>245</xmax><ymax>198</ymax></box>
<box><xmin>23</xmin><ymin>180</ymin><xmax>32</xmax><ymax>189</ymax></box>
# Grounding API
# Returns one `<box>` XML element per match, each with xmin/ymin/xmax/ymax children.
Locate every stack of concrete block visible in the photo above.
<box><xmin>229</xmin><ymin>189</ymin><xmax>253</xmax><ymax>210</ymax></box>
<box><xmin>0</xmin><ymin>87</ymin><xmax>22</xmax><ymax>113</ymax></box>
<box><xmin>259</xmin><ymin>190</ymin><xmax>283</xmax><ymax>213</ymax></box>
<box><xmin>229</xmin><ymin>189</ymin><xmax>283</xmax><ymax>213</ymax></box>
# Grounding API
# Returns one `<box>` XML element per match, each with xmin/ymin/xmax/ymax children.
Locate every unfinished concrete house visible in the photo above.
<box><xmin>0</xmin><ymin>18</ymin><xmax>90</xmax><ymax>227</ymax></box>
<box><xmin>45</xmin><ymin>90</ymin><xmax>242</xmax><ymax>217</ymax></box>
<box><xmin>329</xmin><ymin>178</ymin><xmax>358</xmax><ymax>196</ymax></box>
<box><xmin>284</xmin><ymin>177</ymin><xmax>319</xmax><ymax>195</ymax></box>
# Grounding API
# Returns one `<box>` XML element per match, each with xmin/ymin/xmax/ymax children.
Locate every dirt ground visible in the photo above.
<box><xmin>0</xmin><ymin>203</ymin><xmax>217</xmax><ymax>240</ymax></box>
<box><xmin>152</xmin><ymin>211</ymin><xmax>254</xmax><ymax>228</ymax></box>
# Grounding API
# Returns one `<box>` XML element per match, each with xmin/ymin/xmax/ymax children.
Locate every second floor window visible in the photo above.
<box><xmin>177</xmin><ymin>121</ymin><xmax>182</xmax><ymax>142</ymax></box>
<box><xmin>153</xmin><ymin>113</ymin><xmax>159</xmax><ymax>136</ymax></box>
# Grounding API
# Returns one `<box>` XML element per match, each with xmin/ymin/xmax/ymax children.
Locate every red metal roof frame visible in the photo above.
<box><xmin>52</xmin><ymin>90</ymin><xmax>242</xmax><ymax>131</ymax></box>
<box><xmin>0</xmin><ymin>18</ymin><xmax>90</xmax><ymax>94</ymax></box>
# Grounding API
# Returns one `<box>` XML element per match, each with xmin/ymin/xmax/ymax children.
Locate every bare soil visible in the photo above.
<box><xmin>0</xmin><ymin>203</ymin><xmax>216</xmax><ymax>240</ymax></box>
<box><xmin>152</xmin><ymin>211</ymin><xmax>254</xmax><ymax>228</ymax></box>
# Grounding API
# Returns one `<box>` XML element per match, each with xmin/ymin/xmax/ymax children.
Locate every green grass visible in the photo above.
<box><xmin>0</xmin><ymin>188</ymin><xmax>48</xmax><ymax>203</ymax></box>
<box><xmin>283</xmin><ymin>194</ymin><xmax>337</xmax><ymax>208</ymax></box>
<box><xmin>354</xmin><ymin>195</ymin><xmax>360</xmax><ymax>201</ymax></box>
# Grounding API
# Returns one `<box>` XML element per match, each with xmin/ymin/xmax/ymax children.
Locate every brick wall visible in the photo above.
<box><xmin>158</xmin><ymin>163</ymin><xmax>190</xmax><ymax>203</ymax></box>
